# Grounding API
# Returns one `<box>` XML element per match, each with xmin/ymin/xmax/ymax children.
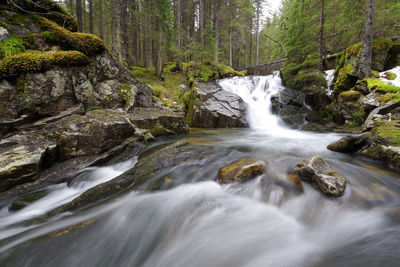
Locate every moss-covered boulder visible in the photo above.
<box><xmin>295</xmin><ymin>155</ymin><xmax>346</xmax><ymax>197</ymax></box>
<box><xmin>332</xmin><ymin>91</ymin><xmax>367</xmax><ymax>127</ymax></box>
<box><xmin>218</xmin><ymin>158</ymin><xmax>265</xmax><ymax>184</ymax></box>
<box><xmin>328</xmin><ymin>120</ymin><xmax>400</xmax><ymax>169</ymax></box>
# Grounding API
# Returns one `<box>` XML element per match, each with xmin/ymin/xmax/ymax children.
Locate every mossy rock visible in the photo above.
<box><xmin>0</xmin><ymin>50</ymin><xmax>89</xmax><ymax>79</ymax></box>
<box><xmin>9</xmin><ymin>190</ymin><xmax>48</xmax><ymax>211</ymax></box>
<box><xmin>362</xmin><ymin>78</ymin><xmax>399</xmax><ymax>94</ymax></box>
<box><xmin>378</xmin><ymin>93</ymin><xmax>400</xmax><ymax>104</ymax></box>
<box><xmin>35</xmin><ymin>17</ymin><xmax>104</xmax><ymax>56</ymax></box>
<box><xmin>339</xmin><ymin>91</ymin><xmax>362</xmax><ymax>102</ymax></box>
<box><xmin>382</xmin><ymin>72</ymin><xmax>397</xmax><ymax>81</ymax></box>
<box><xmin>371</xmin><ymin>120</ymin><xmax>400</xmax><ymax>147</ymax></box>
<box><xmin>334</xmin><ymin>64</ymin><xmax>358</xmax><ymax>93</ymax></box>
<box><xmin>218</xmin><ymin>158</ymin><xmax>265</xmax><ymax>184</ymax></box>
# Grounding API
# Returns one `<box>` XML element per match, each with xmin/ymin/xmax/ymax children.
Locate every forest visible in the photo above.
<box><xmin>57</xmin><ymin>0</ymin><xmax>398</xmax><ymax>71</ymax></box>
<box><xmin>0</xmin><ymin>0</ymin><xmax>400</xmax><ymax>266</ymax></box>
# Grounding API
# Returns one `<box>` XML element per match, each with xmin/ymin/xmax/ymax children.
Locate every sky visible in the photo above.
<box><xmin>264</xmin><ymin>0</ymin><xmax>283</xmax><ymax>19</ymax></box>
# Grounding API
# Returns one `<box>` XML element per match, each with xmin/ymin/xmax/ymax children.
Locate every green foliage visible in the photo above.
<box><xmin>0</xmin><ymin>37</ymin><xmax>26</xmax><ymax>59</ymax></box>
<box><xmin>183</xmin><ymin>60</ymin><xmax>245</xmax><ymax>82</ymax></box>
<box><xmin>0</xmin><ymin>50</ymin><xmax>89</xmax><ymax>79</ymax></box>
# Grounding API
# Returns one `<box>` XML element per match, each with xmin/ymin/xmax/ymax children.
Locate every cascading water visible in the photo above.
<box><xmin>1</xmin><ymin>74</ymin><xmax>400</xmax><ymax>267</ymax></box>
<box><xmin>217</xmin><ymin>72</ymin><xmax>284</xmax><ymax>131</ymax></box>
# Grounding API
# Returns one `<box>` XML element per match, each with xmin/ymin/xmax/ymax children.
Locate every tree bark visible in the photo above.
<box><xmin>214</xmin><ymin>0</ymin><xmax>219</xmax><ymax>62</ymax></box>
<box><xmin>98</xmin><ymin>0</ymin><xmax>104</xmax><ymax>40</ymax></box>
<box><xmin>120</xmin><ymin>0</ymin><xmax>129</xmax><ymax>63</ymax></box>
<box><xmin>88</xmin><ymin>0</ymin><xmax>93</xmax><ymax>34</ymax></box>
<box><xmin>319</xmin><ymin>0</ymin><xmax>326</xmax><ymax>70</ymax></box>
<box><xmin>229</xmin><ymin>0</ymin><xmax>233</xmax><ymax>66</ymax></box>
<box><xmin>111</xmin><ymin>0</ymin><xmax>121</xmax><ymax>61</ymax></box>
<box><xmin>357</xmin><ymin>0</ymin><xmax>375</xmax><ymax>79</ymax></box>
<box><xmin>255</xmin><ymin>0</ymin><xmax>261</xmax><ymax>65</ymax></box>
<box><xmin>75</xmin><ymin>0</ymin><xmax>82</xmax><ymax>32</ymax></box>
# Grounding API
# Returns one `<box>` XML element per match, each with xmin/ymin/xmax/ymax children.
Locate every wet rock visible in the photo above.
<box><xmin>128</xmin><ymin>108</ymin><xmax>189</xmax><ymax>137</ymax></box>
<box><xmin>218</xmin><ymin>158</ymin><xmax>265</xmax><ymax>184</ymax></box>
<box><xmin>295</xmin><ymin>155</ymin><xmax>346</xmax><ymax>196</ymax></box>
<box><xmin>47</xmin><ymin>141</ymin><xmax>208</xmax><ymax>215</ymax></box>
<box><xmin>327</xmin><ymin>133</ymin><xmax>370</xmax><ymax>153</ymax></box>
<box><xmin>0</xmin><ymin>135</ymin><xmax>58</xmax><ymax>192</ymax></box>
<box><xmin>271</xmin><ymin>88</ymin><xmax>309</xmax><ymax>128</ymax></box>
<box><xmin>47</xmin><ymin>109</ymin><xmax>135</xmax><ymax>160</ymax></box>
<box><xmin>191</xmin><ymin>82</ymin><xmax>248</xmax><ymax>128</ymax></box>
<box><xmin>9</xmin><ymin>190</ymin><xmax>48</xmax><ymax>211</ymax></box>
<box><xmin>363</xmin><ymin>101</ymin><xmax>400</xmax><ymax>131</ymax></box>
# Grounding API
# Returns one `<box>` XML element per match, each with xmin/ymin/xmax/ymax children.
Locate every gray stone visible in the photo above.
<box><xmin>295</xmin><ymin>155</ymin><xmax>346</xmax><ymax>196</ymax></box>
<box><xmin>191</xmin><ymin>82</ymin><xmax>248</xmax><ymax>128</ymax></box>
<box><xmin>0</xmin><ymin>26</ymin><xmax>10</xmax><ymax>41</ymax></box>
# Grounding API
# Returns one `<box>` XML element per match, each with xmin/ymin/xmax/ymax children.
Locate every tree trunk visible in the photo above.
<box><xmin>156</xmin><ymin>31</ymin><xmax>163</xmax><ymax>77</ymax></box>
<box><xmin>214</xmin><ymin>0</ymin><xmax>219</xmax><ymax>62</ymax></box>
<box><xmin>88</xmin><ymin>0</ymin><xmax>93</xmax><ymax>34</ymax></box>
<box><xmin>120</xmin><ymin>0</ymin><xmax>129</xmax><ymax>63</ymax></box>
<box><xmin>111</xmin><ymin>0</ymin><xmax>121</xmax><ymax>61</ymax></box>
<box><xmin>319</xmin><ymin>0</ymin><xmax>326</xmax><ymax>70</ymax></box>
<box><xmin>75</xmin><ymin>0</ymin><xmax>82</xmax><ymax>32</ymax></box>
<box><xmin>255</xmin><ymin>0</ymin><xmax>260</xmax><ymax>65</ymax></box>
<box><xmin>199</xmin><ymin>0</ymin><xmax>205</xmax><ymax>49</ymax></box>
<box><xmin>229</xmin><ymin>0</ymin><xmax>233</xmax><ymax>66</ymax></box>
<box><xmin>357</xmin><ymin>0</ymin><xmax>375</xmax><ymax>79</ymax></box>
<box><xmin>98</xmin><ymin>0</ymin><xmax>104</xmax><ymax>40</ymax></box>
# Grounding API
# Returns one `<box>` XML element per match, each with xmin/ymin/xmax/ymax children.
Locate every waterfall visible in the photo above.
<box><xmin>324</xmin><ymin>69</ymin><xmax>335</xmax><ymax>96</ymax></box>
<box><xmin>218</xmin><ymin>72</ymin><xmax>309</xmax><ymax>138</ymax></box>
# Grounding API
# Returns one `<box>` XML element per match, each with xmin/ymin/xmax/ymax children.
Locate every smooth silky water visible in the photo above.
<box><xmin>1</xmin><ymin>73</ymin><xmax>400</xmax><ymax>266</ymax></box>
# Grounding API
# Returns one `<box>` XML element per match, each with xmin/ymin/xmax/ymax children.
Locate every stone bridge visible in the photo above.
<box><xmin>240</xmin><ymin>58</ymin><xmax>287</xmax><ymax>75</ymax></box>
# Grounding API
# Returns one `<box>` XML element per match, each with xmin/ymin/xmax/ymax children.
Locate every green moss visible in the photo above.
<box><xmin>35</xmin><ymin>17</ymin><xmax>104</xmax><ymax>56</ymax></box>
<box><xmin>293</xmin><ymin>69</ymin><xmax>327</xmax><ymax>89</ymax></box>
<box><xmin>370</xmin><ymin>70</ymin><xmax>380</xmax><ymax>78</ymax></box>
<box><xmin>363</xmin><ymin>78</ymin><xmax>399</xmax><ymax>93</ymax></box>
<box><xmin>371</xmin><ymin>121</ymin><xmax>400</xmax><ymax>146</ymax></box>
<box><xmin>151</xmin><ymin>85</ymin><xmax>164</xmax><ymax>97</ymax></box>
<box><xmin>339</xmin><ymin>91</ymin><xmax>362</xmax><ymax>102</ymax></box>
<box><xmin>85</xmin><ymin>106</ymin><xmax>103</xmax><ymax>113</ymax></box>
<box><xmin>182</xmin><ymin>87</ymin><xmax>197</xmax><ymax>125</ymax></box>
<box><xmin>0</xmin><ymin>50</ymin><xmax>89</xmax><ymax>79</ymax></box>
<box><xmin>378</xmin><ymin>93</ymin><xmax>400</xmax><ymax>104</ymax></box>
<box><xmin>335</xmin><ymin>64</ymin><xmax>358</xmax><ymax>92</ymax></box>
<box><xmin>0</xmin><ymin>36</ymin><xmax>26</xmax><ymax>58</ymax></box>
<box><xmin>382</xmin><ymin>72</ymin><xmax>397</xmax><ymax>80</ymax></box>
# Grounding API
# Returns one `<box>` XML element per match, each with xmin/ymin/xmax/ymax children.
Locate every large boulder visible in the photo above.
<box><xmin>128</xmin><ymin>108</ymin><xmax>189</xmax><ymax>137</ymax></box>
<box><xmin>0</xmin><ymin>51</ymin><xmax>152</xmax><ymax>123</ymax></box>
<box><xmin>0</xmin><ymin>135</ymin><xmax>57</xmax><ymax>192</ymax></box>
<box><xmin>218</xmin><ymin>158</ymin><xmax>265</xmax><ymax>184</ymax></box>
<box><xmin>328</xmin><ymin>120</ymin><xmax>400</xmax><ymax>169</ymax></box>
<box><xmin>363</xmin><ymin>101</ymin><xmax>400</xmax><ymax>131</ymax></box>
<box><xmin>295</xmin><ymin>155</ymin><xmax>346</xmax><ymax>196</ymax></box>
<box><xmin>271</xmin><ymin>88</ymin><xmax>309</xmax><ymax>128</ymax></box>
<box><xmin>190</xmin><ymin>82</ymin><xmax>248</xmax><ymax>128</ymax></box>
<box><xmin>46</xmin><ymin>109</ymin><xmax>136</xmax><ymax>160</ymax></box>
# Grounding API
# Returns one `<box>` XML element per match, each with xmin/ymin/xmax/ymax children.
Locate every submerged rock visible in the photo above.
<box><xmin>218</xmin><ymin>158</ymin><xmax>265</xmax><ymax>184</ymax></box>
<box><xmin>295</xmin><ymin>155</ymin><xmax>346</xmax><ymax>196</ymax></box>
<box><xmin>190</xmin><ymin>82</ymin><xmax>248</xmax><ymax>128</ymax></box>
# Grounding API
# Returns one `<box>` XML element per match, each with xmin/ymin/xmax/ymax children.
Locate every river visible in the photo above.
<box><xmin>0</xmin><ymin>73</ymin><xmax>399</xmax><ymax>266</ymax></box>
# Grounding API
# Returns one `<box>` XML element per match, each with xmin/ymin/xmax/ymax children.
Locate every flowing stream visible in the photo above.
<box><xmin>1</xmin><ymin>74</ymin><xmax>400</xmax><ymax>266</ymax></box>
